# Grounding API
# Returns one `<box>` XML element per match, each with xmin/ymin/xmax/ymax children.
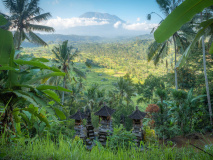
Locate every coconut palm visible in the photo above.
<box><xmin>1</xmin><ymin>0</ymin><xmax>54</xmax><ymax>50</ymax></box>
<box><xmin>115</xmin><ymin>77</ymin><xmax>136</xmax><ymax>106</ymax></box>
<box><xmin>147</xmin><ymin>0</ymin><xmax>193</xmax><ymax>90</ymax></box>
<box><xmin>51</xmin><ymin>40</ymin><xmax>86</xmax><ymax>105</ymax></box>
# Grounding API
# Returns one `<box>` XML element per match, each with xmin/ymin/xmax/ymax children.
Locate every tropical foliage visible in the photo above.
<box><xmin>1</xmin><ymin>0</ymin><xmax>213</xmax><ymax>159</ymax></box>
<box><xmin>153</xmin><ymin>0</ymin><xmax>213</xmax><ymax>125</ymax></box>
<box><xmin>0</xmin><ymin>0</ymin><xmax>54</xmax><ymax>49</ymax></box>
<box><xmin>0</xmin><ymin>15</ymin><xmax>69</xmax><ymax>138</ymax></box>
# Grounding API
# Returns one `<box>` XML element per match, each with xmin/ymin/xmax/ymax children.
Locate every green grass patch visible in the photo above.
<box><xmin>1</xmin><ymin>135</ymin><xmax>212</xmax><ymax>160</ymax></box>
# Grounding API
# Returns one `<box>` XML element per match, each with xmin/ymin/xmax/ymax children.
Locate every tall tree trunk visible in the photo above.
<box><xmin>201</xmin><ymin>12</ymin><xmax>212</xmax><ymax>126</ymax></box>
<box><xmin>202</xmin><ymin>35</ymin><xmax>212</xmax><ymax>126</ymax></box>
<box><xmin>17</xmin><ymin>29</ymin><xmax>22</xmax><ymax>50</ymax></box>
<box><xmin>173</xmin><ymin>35</ymin><xmax>178</xmax><ymax>90</ymax></box>
<box><xmin>16</xmin><ymin>29</ymin><xmax>22</xmax><ymax>59</ymax></box>
<box><xmin>61</xmin><ymin>76</ymin><xmax>66</xmax><ymax>107</ymax></box>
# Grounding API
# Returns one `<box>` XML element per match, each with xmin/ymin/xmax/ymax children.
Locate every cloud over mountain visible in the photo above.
<box><xmin>41</xmin><ymin>12</ymin><xmax>157</xmax><ymax>37</ymax></box>
<box><xmin>79</xmin><ymin>12</ymin><xmax>125</xmax><ymax>23</ymax></box>
<box><xmin>122</xmin><ymin>22</ymin><xmax>157</xmax><ymax>31</ymax></box>
<box><xmin>113</xmin><ymin>21</ymin><xmax>122</xmax><ymax>28</ymax></box>
<box><xmin>43</xmin><ymin>16</ymin><xmax>109</xmax><ymax>29</ymax></box>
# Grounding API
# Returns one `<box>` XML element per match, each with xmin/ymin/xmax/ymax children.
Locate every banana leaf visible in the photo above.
<box><xmin>154</xmin><ymin>0</ymin><xmax>213</xmax><ymax>43</ymax></box>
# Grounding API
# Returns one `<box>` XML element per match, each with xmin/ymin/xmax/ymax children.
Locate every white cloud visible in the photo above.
<box><xmin>42</xmin><ymin>17</ymin><xmax>109</xmax><ymax>30</ymax></box>
<box><xmin>137</xmin><ymin>18</ymin><xmax>140</xmax><ymax>22</ymax></box>
<box><xmin>122</xmin><ymin>22</ymin><xmax>158</xmax><ymax>31</ymax></box>
<box><xmin>52</xmin><ymin>0</ymin><xmax>60</xmax><ymax>5</ymax></box>
<box><xmin>113</xmin><ymin>21</ymin><xmax>122</xmax><ymax>28</ymax></box>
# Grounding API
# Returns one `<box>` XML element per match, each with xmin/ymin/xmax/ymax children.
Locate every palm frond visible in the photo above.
<box><xmin>22</xmin><ymin>31</ymin><xmax>30</xmax><ymax>42</ymax></box>
<box><xmin>29</xmin><ymin>12</ymin><xmax>52</xmax><ymax>22</ymax></box>
<box><xmin>28</xmin><ymin>31</ymin><xmax>47</xmax><ymax>46</ymax></box>
<box><xmin>147</xmin><ymin>41</ymin><xmax>162</xmax><ymax>62</ymax></box>
<box><xmin>52</xmin><ymin>48</ymin><xmax>63</xmax><ymax>62</ymax></box>
<box><xmin>156</xmin><ymin>0</ymin><xmax>171</xmax><ymax>16</ymax></box>
<box><xmin>26</xmin><ymin>0</ymin><xmax>39</xmax><ymax>13</ymax></box>
<box><xmin>26</xmin><ymin>23</ymin><xmax>54</xmax><ymax>32</ymax></box>
<box><xmin>28</xmin><ymin>7</ymin><xmax>42</xmax><ymax>17</ymax></box>
<box><xmin>60</xmin><ymin>40</ymin><xmax>69</xmax><ymax>60</ymax></box>
<box><xmin>175</xmin><ymin>33</ymin><xmax>187</xmax><ymax>53</ymax></box>
<box><xmin>68</xmin><ymin>49</ymin><xmax>79</xmax><ymax>63</ymax></box>
<box><xmin>73</xmin><ymin>67</ymin><xmax>86</xmax><ymax>79</ymax></box>
<box><xmin>3</xmin><ymin>0</ymin><xmax>17</xmax><ymax>14</ymax></box>
<box><xmin>153</xmin><ymin>42</ymin><xmax>168</xmax><ymax>65</ymax></box>
<box><xmin>16</xmin><ymin>0</ymin><xmax>27</xmax><ymax>14</ymax></box>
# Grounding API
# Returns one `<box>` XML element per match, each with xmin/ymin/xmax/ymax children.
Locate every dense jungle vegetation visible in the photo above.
<box><xmin>1</xmin><ymin>0</ymin><xmax>213</xmax><ymax>159</ymax></box>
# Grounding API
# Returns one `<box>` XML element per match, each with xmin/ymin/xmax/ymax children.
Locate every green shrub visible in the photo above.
<box><xmin>107</xmin><ymin>125</ymin><xmax>136</xmax><ymax>150</ymax></box>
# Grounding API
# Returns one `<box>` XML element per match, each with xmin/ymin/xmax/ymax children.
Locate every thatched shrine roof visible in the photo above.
<box><xmin>69</xmin><ymin>110</ymin><xmax>87</xmax><ymax>120</ymax></box>
<box><xmin>94</xmin><ymin>104</ymin><xmax>116</xmax><ymax>117</ymax></box>
<box><xmin>128</xmin><ymin>106</ymin><xmax>146</xmax><ymax>120</ymax></box>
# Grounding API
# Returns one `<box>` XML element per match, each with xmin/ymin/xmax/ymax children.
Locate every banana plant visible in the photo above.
<box><xmin>13</xmin><ymin>101</ymin><xmax>66</xmax><ymax>137</ymax></box>
<box><xmin>0</xmin><ymin>15</ymin><xmax>70</xmax><ymax>135</ymax></box>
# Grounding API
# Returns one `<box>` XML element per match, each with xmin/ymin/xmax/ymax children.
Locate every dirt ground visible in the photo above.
<box><xmin>160</xmin><ymin>132</ymin><xmax>213</xmax><ymax>148</ymax></box>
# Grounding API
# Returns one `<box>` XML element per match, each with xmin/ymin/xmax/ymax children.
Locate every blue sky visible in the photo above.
<box><xmin>42</xmin><ymin>0</ymin><xmax>162</xmax><ymax>23</ymax></box>
<box><xmin>0</xmin><ymin>0</ymin><xmax>164</xmax><ymax>36</ymax></box>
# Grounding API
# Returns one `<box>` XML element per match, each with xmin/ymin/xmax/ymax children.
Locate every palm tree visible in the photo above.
<box><xmin>52</xmin><ymin>40</ymin><xmax>86</xmax><ymax>105</ymax></box>
<box><xmin>1</xmin><ymin>0</ymin><xmax>54</xmax><ymax>50</ymax></box>
<box><xmin>116</xmin><ymin>76</ymin><xmax>136</xmax><ymax>106</ymax></box>
<box><xmin>147</xmin><ymin>0</ymin><xmax>192</xmax><ymax>90</ymax></box>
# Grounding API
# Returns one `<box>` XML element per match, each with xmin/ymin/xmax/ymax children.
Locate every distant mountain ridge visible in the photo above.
<box><xmin>37</xmin><ymin>33</ymin><xmax>103</xmax><ymax>43</ymax></box>
<box><xmin>21</xmin><ymin>33</ymin><xmax>154</xmax><ymax>48</ymax></box>
<box><xmin>79</xmin><ymin>12</ymin><xmax>125</xmax><ymax>23</ymax></box>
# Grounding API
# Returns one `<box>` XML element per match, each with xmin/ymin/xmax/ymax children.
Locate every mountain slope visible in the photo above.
<box><xmin>79</xmin><ymin>12</ymin><xmax>125</xmax><ymax>23</ymax></box>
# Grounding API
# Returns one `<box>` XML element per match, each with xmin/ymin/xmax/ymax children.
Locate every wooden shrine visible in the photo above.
<box><xmin>69</xmin><ymin>109</ymin><xmax>87</xmax><ymax>139</ymax></box>
<box><xmin>128</xmin><ymin>106</ymin><xmax>146</xmax><ymax>147</ymax></box>
<box><xmin>94</xmin><ymin>103</ymin><xmax>116</xmax><ymax>146</ymax></box>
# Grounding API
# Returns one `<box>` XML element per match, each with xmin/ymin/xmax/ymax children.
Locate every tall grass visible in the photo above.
<box><xmin>1</xmin><ymin>134</ymin><xmax>213</xmax><ymax>160</ymax></box>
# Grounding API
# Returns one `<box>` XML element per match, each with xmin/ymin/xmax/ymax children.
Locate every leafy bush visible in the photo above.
<box><xmin>107</xmin><ymin>125</ymin><xmax>136</xmax><ymax>150</ymax></box>
<box><xmin>151</xmin><ymin>101</ymin><xmax>181</xmax><ymax>139</ymax></box>
<box><xmin>112</xmin><ymin>104</ymin><xmax>134</xmax><ymax>131</ymax></box>
<box><xmin>143</xmin><ymin>126</ymin><xmax>157</xmax><ymax>143</ymax></box>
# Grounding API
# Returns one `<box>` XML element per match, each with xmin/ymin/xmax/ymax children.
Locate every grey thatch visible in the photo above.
<box><xmin>94</xmin><ymin>104</ymin><xmax>116</xmax><ymax>117</ymax></box>
<box><xmin>128</xmin><ymin>106</ymin><xmax>146</xmax><ymax>120</ymax></box>
<box><xmin>69</xmin><ymin>110</ymin><xmax>87</xmax><ymax>120</ymax></box>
